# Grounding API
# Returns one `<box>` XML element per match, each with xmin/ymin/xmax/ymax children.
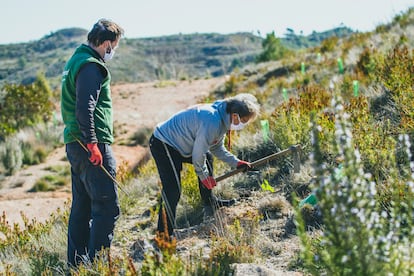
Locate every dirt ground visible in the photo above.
<box><xmin>0</xmin><ymin>78</ymin><xmax>225</xmax><ymax>226</ymax></box>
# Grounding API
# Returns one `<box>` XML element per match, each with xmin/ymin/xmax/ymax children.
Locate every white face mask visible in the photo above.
<box><xmin>230</xmin><ymin>114</ymin><xmax>247</xmax><ymax>131</ymax></box>
<box><xmin>103</xmin><ymin>43</ymin><xmax>115</xmax><ymax>62</ymax></box>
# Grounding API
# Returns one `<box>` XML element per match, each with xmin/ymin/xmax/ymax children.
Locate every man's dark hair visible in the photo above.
<box><xmin>87</xmin><ymin>19</ymin><xmax>124</xmax><ymax>47</ymax></box>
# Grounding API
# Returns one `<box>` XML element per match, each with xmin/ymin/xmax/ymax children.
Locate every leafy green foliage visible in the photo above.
<box><xmin>141</xmin><ymin>249</ymin><xmax>186</xmax><ymax>275</ymax></box>
<box><xmin>29</xmin><ymin>173</ymin><xmax>69</xmax><ymax>192</ymax></box>
<box><xmin>346</xmin><ymin>96</ymin><xmax>397</xmax><ymax>181</ymax></box>
<box><xmin>356</xmin><ymin>47</ymin><xmax>377</xmax><ymax>76</ymax></box>
<box><xmin>297</xmin><ymin>97</ymin><xmax>414</xmax><ymax>275</ymax></box>
<box><xmin>0</xmin><ymin>210</ymin><xmax>62</xmax><ymax>250</ymax></box>
<box><xmin>319</xmin><ymin>36</ymin><xmax>338</xmax><ymax>53</ymax></box>
<box><xmin>392</xmin><ymin>7</ymin><xmax>414</xmax><ymax>28</ymax></box>
<box><xmin>21</xmin><ymin>141</ymin><xmax>47</xmax><ymax>165</ymax></box>
<box><xmin>0</xmin><ymin>136</ymin><xmax>23</xmax><ymax>175</ymax></box>
<box><xmin>72</xmin><ymin>250</ymin><xmax>139</xmax><ymax>276</ymax></box>
<box><xmin>256</xmin><ymin>32</ymin><xmax>290</xmax><ymax>62</ymax></box>
<box><xmin>376</xmin><ymin>45</ymin><xmax>414</xmax><ymax>132</ymax></box>
<box><xmin>181</xmin><ymin>164</ymin><xmax>202</xmax><ymax>210</ymax></box>
<box><xmin>270</xmin><ymin>85</ymin><xmax>334</xmax><ymax>157</ymax></box>
<box><xmin>29</xmin><ymin>249</ymin><xmax>65</xmax><ymax>275</ymax></box>
<box><xmin>0</xmin><ymin>123</ymin><xmax>62</xmax><ymax>176</ymax></box>
<box><xmin>0</xmin><ymin>74</ymin><xmax>54</xmax><ymax>139</ymax></box>
<box><xmin>209</xmin><ymin>217</ymin><xmax>259</xmax><ymax>274</ymax></box>
<box><xmin>129</xmin><ymin>127</ymin><xmax>153</xmax><ymax>146</ymax></box>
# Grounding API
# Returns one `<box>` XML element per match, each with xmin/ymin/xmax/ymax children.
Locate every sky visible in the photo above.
<box><xmin>2</xmin><ymin>0</ymin><xmax>413</xmax><ymax>44</ymax></box>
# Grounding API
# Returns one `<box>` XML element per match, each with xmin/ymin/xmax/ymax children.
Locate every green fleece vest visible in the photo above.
<box><xmin>61</xmin><ymin>44</ymin><xmax>113</xmax><ymax>144</ymax></box>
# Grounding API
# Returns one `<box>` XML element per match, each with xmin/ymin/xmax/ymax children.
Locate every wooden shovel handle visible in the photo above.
<box><xmin>215</xmin><ymin>144</ymin><xmax>301</xmax><ymax>182</ymax></box>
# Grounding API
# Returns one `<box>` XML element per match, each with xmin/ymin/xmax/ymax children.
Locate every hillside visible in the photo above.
<box><xmin>0</xmin><ymin>26</ymin><xmax>353</xmax><ymax>89</ymax></box>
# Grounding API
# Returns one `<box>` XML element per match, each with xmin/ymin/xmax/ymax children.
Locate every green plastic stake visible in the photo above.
<box><xmin>260</xmin><ymin>119</ymin><xmax>270</xmax><ymax>142</ymax></box>
<box><xmin>53</xmin><ymin>111</ymin><xmax>58</xmax><ymax>126</ymax></box>
<box><xmin>301</xmin><ymin>62</ymin><xmax>305</xmax><ymax>74</ymax></box>
<box><xmin>299</xmin><ymin>193</ymin><xmax>317</xmax><ymax>207</ymax></box>
<box><xmin>337</xmin><ymin>58</ymin><xmax>344</xmax><ymax>74</ymax></box>
<box><xmin>353</xmin><ymin>80</ymin><xmax>359</xmax><ymax>97</ymax></box>
<box><xmin>282</xmin><ymin>88</ymin><xmax>288</xmax><ymax>101</ymax></box>
<box><xmin>317</xmin><ymin>52</ymin><xmax>322</xmax><ymax>63</ymax></box>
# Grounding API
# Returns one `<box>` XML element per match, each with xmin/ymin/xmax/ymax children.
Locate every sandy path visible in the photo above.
<box><xmin>0</xmin><ymin>78</ymin><xmax>225</xmax><ymax>226</ymax></box>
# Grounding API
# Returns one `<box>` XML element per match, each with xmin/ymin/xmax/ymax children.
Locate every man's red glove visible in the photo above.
<box><xmin>237</xmin><ymin>160</ymin><xmax>251</xmax><ymax>172</ymax></box>
<box><xmin>201</xmin><ymin>176</ymin><xmax>217</xmax><ymax>190</ymax></box>
<box><xmin>87</xmin><ymin>143</ymin><xmax>103</xmax><ymax>166</ymax></box>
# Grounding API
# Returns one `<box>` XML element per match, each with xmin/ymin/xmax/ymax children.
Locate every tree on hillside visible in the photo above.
<box><xmin>256</xmin><ymin>31</ymin><xmax>290</xmax><ymax>63</ymax></box>
<box><xmin>0</xmin><ymin>73</ymin><xmax>54</xmax><ymax>140</ymax></box>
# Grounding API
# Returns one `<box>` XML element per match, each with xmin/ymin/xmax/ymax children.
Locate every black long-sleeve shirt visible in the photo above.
<box><xmin>75</xmin><ymin>62</ymin><xmax>105</xmax><ymax>143</ymax></box>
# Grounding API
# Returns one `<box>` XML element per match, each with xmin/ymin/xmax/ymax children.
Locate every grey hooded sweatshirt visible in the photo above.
<box><xmin>153</xmin><ymin>100</ymin><xmax>240</xmax><ymax>181</ymax></box>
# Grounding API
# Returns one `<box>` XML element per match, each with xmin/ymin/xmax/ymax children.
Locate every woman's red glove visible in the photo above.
<box><xmin>201</xmin><ymin>176</ymin><xmax>217</xmax><ymax>190</ymax></box>
<box><xmin>87</xmin><ymin>143</ymin><xmax>103</xmax><ymax>166</ymax></box>
<box><xmin>237</xmin><ymin>160</ymin><xmax>251</xmax><ymax>172</ymax></box>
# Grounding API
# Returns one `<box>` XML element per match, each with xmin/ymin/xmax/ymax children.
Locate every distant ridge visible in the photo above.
<box><xmin>0</xmin><ymin>26</ymin><xmax>353</xmax><ymax>88</ymax></box>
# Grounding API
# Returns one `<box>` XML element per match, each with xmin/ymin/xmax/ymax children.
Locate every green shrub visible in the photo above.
<box><xmin>141</xmin><ymin>250</ymin><xmax>186</xmax><ymax>276</ymax></box>
<box><xmin>29</xmin><ymin>249</ymin><xmax>65</xmax><ymax>275</ymax></box>
<box><xmin>130</xmin><ymin>127</ymin><xmax>153</xmax><ymax>146</ymax></box>
<box><xmin>0</xmin><ymin>74</ymin><xmax>54</xmax><ymax>139</ymax></box>
<box><xmin>209</xmin><ymin>218</ymin><xmax>258</xmax><ymax>274</ymax></box>
<box><xmin>392</xmin><ymin>7</ymin><xmax>414</xmax><ymax>28</ymax></box>
<box><xmin>345</xmin><ymin>96</ymin><xmax>395</xmax><ymax>181</ymax></box>
<box><xmin>270</xmin><ymin>85</ymin><xmax>334</xmax><ymax>159</ymax></box>
<box><xmin>222</xmin><ymin>73</ymin><xmax>245</xmax><ymax>96</ymax></box>
<box><xmin>376</xmin><ymin>45</ymin><xmax>414</xmax><ymax>132</ymax></box>
<box><xmin>30</xmin><ymin>180</ymin><xmax>51</xmax><ymax>192</ymax></box>
<box><xmin>21</xmin><ymin>142</ymin><xmax>47</xmax><ymax>165</ymax></box>
<box><xmin>256</xmin><ymin>32</ymin><xmax>290</xmax><ymax>62</ymax></box>
<box><xmin>0</xmin><ymin>123</ymin><xmax>62</xmax><ymax>177</ymax></box>
<box><xmin>356</xmin><ymin>46</ymin><xmax>378</xmax><ymax>78</ymax></box>
<box><xmin>30</xmin><ymin>173</ymin><xmax>69</xmax><ymax>192</ymax></box>
<box><xmin>0</xmin><ymin>137</ymin><xmax>23</xmax><ymax>175</ymax></box>
<box><xmin>297</xmin><ymin>96</ymin><xmax>414</xmax><ymax>275</ymax></box>
<box><xmin>180</xmin><ymin>164</ymin><xmax>202</xmax><ymax>210</ymax></box>
<box><xmin>319</xmin><ymin>36</ymin><xmax>338</xmax><ymax>53</ymax></box>
<box><xmin>73</xmin><ymin>250</ymin><xmax>138</xmax><ymax>276</ymax></box>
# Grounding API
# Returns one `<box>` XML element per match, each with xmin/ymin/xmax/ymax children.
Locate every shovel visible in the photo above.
<box><xmin>216</xmin><ymin>144</ymin><xmax>301</xmax><ymax>182</ymax></box>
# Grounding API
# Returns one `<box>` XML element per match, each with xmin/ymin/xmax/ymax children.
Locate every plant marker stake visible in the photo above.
<box><xmin>353</xmin><ymin>80</ymin><xmax>359</xmax><ymax>97</ymax></box>
<box><xmin>282</xmin><ymin>88</ymin><xmax>288</xmax><ymax>101</ymax></box>
<box><xmin>337</xmin><ymin>58</ymin><xmax>344</xmax><ymax>74</ymax></box>
<box><xmin>301</xmin><ymin>62</ymin><xmax>305</xmax><ymax>74</ymax></box>
<box><xmin>260</xmin><ymin>119</ymin><xmax>270</xmax><ymax>142</ymax></box>
<box><xmin>299</xmin><ymin>193</ymin><xmax>317</xmax><ymax>207</ymax></box>
<box><xmin>317</xmin><ymin>52</ymin><xmax>322</xmax><ymax>63</ymax></box>
<box><xmin>53</xmin><ymin>111</ymin><xmax>58</xmax><ymax>127</ymax></box>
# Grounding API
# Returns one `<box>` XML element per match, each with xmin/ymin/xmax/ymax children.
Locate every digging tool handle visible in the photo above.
<box><xmin>70</xmin><ymin>133</ymin><xmax>130</xmax><ymax>196</ymax></box>
<box><xmin>216</xmin><ymin>144</ymin><xmax>301</xmax><ymax>182</ymax></box>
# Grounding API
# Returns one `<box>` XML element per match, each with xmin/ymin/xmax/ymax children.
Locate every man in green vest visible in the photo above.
<box><xmin>61</xmin><ymin>18</ymin><xmax>124</xmax><ymax>267</ymax></box>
